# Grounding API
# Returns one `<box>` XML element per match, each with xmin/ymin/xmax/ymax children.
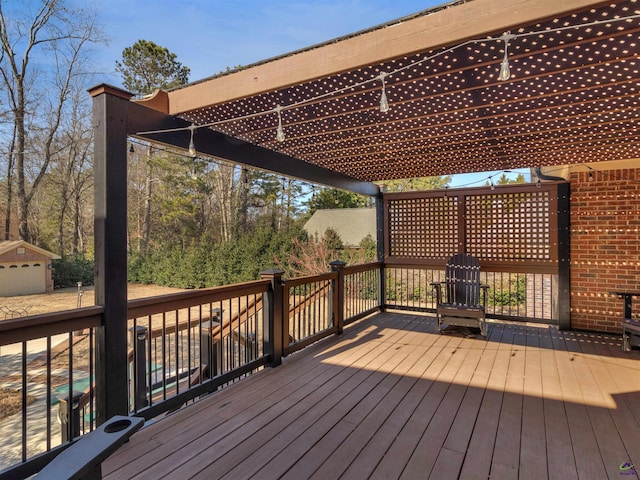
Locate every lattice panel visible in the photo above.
<box><xmin>387</xmin><ymin>196</ymin><xmax>459</xmax><ymax>259</ymax></box>
<box><xmin>385</xmin><ymin>184</ymin><xmax>562</xmax><ymax>270</ymax></box>
<box><xmin>465</xmin><ymin>191</ymin><xmax>552</xmax><ymax>261</ymax></box>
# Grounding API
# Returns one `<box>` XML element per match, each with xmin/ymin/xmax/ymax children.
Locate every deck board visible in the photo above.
<box><xmin>103</xmin><ymin>312</ymin><xmax>640</xmax><ymax>480</ymax></box>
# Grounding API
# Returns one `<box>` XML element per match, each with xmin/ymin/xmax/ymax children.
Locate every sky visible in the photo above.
<box><xmin>93</xmin><ymin>0</ymin><xmax>529</xmax><ymax>187</ymax></box>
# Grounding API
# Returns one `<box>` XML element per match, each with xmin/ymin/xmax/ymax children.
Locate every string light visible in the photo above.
<box><xmin>188</xmin><ymin>124</ymin><xmax>197</xmax><ymax>157</ymax></box>
<box><xmin>498</xmin><ymin>32</ymin><xmax>516</xmax><ymax>81</ymax></box>
<box><xmin>134</xmin><ymin>12</ymin><xmax>640</xmax><ymax>143</ymax></box>
<box><xmin>275</xmin><ymin>105</ymin><xmax>285</xmax><ymax>142</ymax></box>
<box><xmin>378</xmin><ymin>73</ymin><xmax>390</xmax><ymax>113</ymax></box>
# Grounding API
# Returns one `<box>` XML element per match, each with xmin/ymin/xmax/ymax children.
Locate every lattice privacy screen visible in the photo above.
<box><xmin>384</xmin><ymin>183</ymin><xmax>563</xmax><ymax>272</ymax></box>
<box><xmin>387</xmin><ymin>195</ymin><xmax>460</xmax><ymax>259</ymax></box>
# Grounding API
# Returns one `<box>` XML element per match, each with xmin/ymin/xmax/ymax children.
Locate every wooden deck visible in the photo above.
<box><xmin>103</xmin><ymin>312</ymin><xmax>640</xmax><ymax>480</ymax></box>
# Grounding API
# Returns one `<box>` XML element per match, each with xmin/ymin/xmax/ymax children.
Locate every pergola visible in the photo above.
<box><xmin>87</xmin><ymin>0</ymin><xmax>640</xmax><ymax>422</ymax></box>
<box><xmin>117</xmin><ymin>0</ymin><xmax>640</xmax><ymax>192</ymax></box>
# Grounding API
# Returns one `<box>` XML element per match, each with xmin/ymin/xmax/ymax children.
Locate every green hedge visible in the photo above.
<box><xmin>128</xmin><ymin>227</ymin><xmax>303</xmax><ymax>288</ymax></box>
<box><xmin>52</xmin><ymin>257</ymin><xmax>94</xmax><ymax>288</ymax></box>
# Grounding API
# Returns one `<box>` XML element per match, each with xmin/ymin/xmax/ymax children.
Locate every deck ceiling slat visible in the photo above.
<box><xmin>130</xmin><ymin>0</ymin><xmax>640</xmax><ymax>183</ymax></box>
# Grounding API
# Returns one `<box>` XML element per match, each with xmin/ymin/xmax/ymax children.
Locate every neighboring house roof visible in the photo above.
<box><xmin>304</xmin><ymin>208</ymin><xmax>376</xmax><ymax>247</ymax></box>
<box><xmin>0</xmin><ymin>240</ymin><xmax>61</xmax><ymax>259</ymax></box>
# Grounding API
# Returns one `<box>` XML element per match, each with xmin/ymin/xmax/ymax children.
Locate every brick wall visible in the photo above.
<box><xmin>0</xmin><ymin>248</ymin><xmax>50</xmax><ymax>263</ymax></box>
<box><xmin>570</xmin><ymin>168</ymin><xmax>640</xmax><ymax>332</ymax></box>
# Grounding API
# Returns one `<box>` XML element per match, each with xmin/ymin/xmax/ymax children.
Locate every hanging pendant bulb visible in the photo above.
<box><xmin>188</xmin><ymin>125</ymin><xmax>197</xmax><ymax>157</ymax></box>
<box><xmin>379</xmin><ymin>73</ymin><xmax>390</xmax><ymax>113</ymax></box>
<box><xmin>498</xmin><ymin>52</ymin><xmax>511</xmax><ymax>81</ymax></box>
<box><xmin>498</xmin><ymin>33</ymin><xmax>516</xmax><ymax>81</ymax></box>
<box><xmin>275</xmin><ymin>105</ymin><xmax>285</xmax><ymax>142</ymax></box>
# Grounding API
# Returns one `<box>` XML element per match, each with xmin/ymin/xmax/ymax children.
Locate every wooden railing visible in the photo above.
<box><xmin>0</xmin><ymin>263</ymin><xmax>385</xmax><ymax>478</ymax></box>
<box><xmin>125</xmin><ymin>279</ymin><xmax>273</xmax><ymax>419</ymax></box>
<box><xmin>0</xmin><ymin>258</ymin><xmax>559</xmax><ymax>478</ymax></box>
<box><xmin>283</xmin><ymin>272</ymin><xmax>337</xmax><ymax>356</ymax></box>
<box><xmin>0</xmin><ymin>308</ymin><xmax>102</xmax><ymax>479</ymax></box>
<box><xmin>384</xmin><ymin>263</ymin><xmax>559</xmax><ymax>323</ymax></box>
<box><xmin>343</xmin><ymin>262</ymin><xmax>383</xmax><ymax>324</ymax></box>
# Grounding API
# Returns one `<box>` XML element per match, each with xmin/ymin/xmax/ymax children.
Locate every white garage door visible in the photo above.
<box><xmin>0</xmin><ymin>262</ymin><xmax>46</xmax><ymax>296</ymax></box>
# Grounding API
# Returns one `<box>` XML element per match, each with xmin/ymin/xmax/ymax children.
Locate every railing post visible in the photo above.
<box><xmin>129</xmin><ymin>325</ymin><xmax>148</xmax><ymax>411</ymax></box>
<box><xmin>330</xmin><ymin>260</ymin><xmax>346</xmax><ymax>334</ymax></box>
<box><xmin>90</xmin><ymin>85</ymin><xmax>133</xmax><ymax>424</ymax></box>
<box><xmin>59</xmin><ymin>390</ymin><xmax>83</xmax><ymax>442</ymax></box>
<box><xmin>200</xmin><ymin>308</ymin><xmax>221</xmax><ymax>380</ymax></box>
<box><xmin>260</xmin><ymin>269</ymin><xmax>284</xmax><ymax>367</ymax></box>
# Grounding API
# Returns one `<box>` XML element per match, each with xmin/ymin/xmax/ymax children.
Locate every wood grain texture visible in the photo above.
<box><xmin>103</xmin><ymin>313</ymin><xmax>640</xmax><ymax>480</ymax></box>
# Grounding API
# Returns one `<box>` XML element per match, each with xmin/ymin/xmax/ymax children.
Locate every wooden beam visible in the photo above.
<box><xmin>141</xmin><ymin>0</ymin><xmax>610</xmax><ymax>115</ymax></box>
<box><xmin>126</xmin><ymin>100</ymin><xmax>380</xmax><ymax>196</ymax></box>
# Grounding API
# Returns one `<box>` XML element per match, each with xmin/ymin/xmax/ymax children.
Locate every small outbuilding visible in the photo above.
<box><xmin>0</xmin><ymin>240</ymin><xmax>60</xmax><ymax>296</ymax></box>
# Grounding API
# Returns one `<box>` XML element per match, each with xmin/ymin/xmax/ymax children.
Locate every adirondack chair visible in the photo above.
<box><xmin>431</xmin><ymin>253</ymin><xmax>489</xmax><ymax>337</ymax></box>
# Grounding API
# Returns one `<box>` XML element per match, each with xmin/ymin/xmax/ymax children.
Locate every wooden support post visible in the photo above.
<box><xmin>260</xmin><ymin>269</ymin><xmax>284</xmax><ymax>366</ymax></box>
<box><xmin>89</xmin><ymin>84</ymin><xmax>133</xmax><ymax>424</ymax></box>
<box><xmin>330</xmin><ymin>260</ymin><xmax>346</xmax><ymax>334</ymax></box>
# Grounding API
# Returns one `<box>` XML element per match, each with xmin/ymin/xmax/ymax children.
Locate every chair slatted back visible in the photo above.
<box><xmin>444</xmin><ymin>253</ymin><xmax>482</xmax><ymax>307</ymax></box>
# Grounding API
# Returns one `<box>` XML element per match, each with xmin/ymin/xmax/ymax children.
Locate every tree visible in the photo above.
<box><xmin>485</xmin><ymin>172</ymin><xmax>527</xmax><ymax>187</ymax></box>
<box><xmin>116</xmin><ymin>40</ymin><xmax>190</xmax><ymax>252</ymax></box>
<box><xmin>306</xmin><ymin>188</ymin><xmax>371</xmax><ymax>216</ymax></box>
<box><xmin>498</xmin><ymin>172</ymin><xmax>526</xmax><ymax>184</ymax></box>
<box><xmin>0</xmin><ymin>0</ymin><xmax>102</xmax><ymax>242</ymax></box>
<box><xmin>381</xmin><ymin>176</ymin><xmax>451</xmax><ymax>192</ymax></box>
<box><xmin>116</xmin><ymin>40</ymin><xmax>190</xmax><ymax>96</ymax></box>
<box><xmin>36</xmin><ymin>89</ymin><xmax>94</xmax><ymax>257</ymax></box>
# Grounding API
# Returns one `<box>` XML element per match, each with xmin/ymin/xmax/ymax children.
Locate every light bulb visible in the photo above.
<box><xmin>498</xmin><ymin>33</ymin><xmax>516</xmax><ymax>81</ymax></box>
<box><xmin>379</xmin><ymin>73</ymin><xmax>390</xmax><ymax>113</ymax></box>
<box><xmin>275</xmin><ymin>105</ymin><xmax>285</xmax><ymax>142</ymax></box>
<box><xmin>380</xmin><ymin>88</ymin><xmax>389</xmax><ymax>113</ymax></box>
<box><xmin>188</xmin><ymin>125</ymin><xmax>197</xmax><ymax>157</ymax></box>
<box><xmin>276</xmin><ymin>119</ymin><xmax>285</xmax><ymax>142</ymax></box>
<box><xmin>498</xmin><ymin>53</ymin><xmax>511</xmax><ymax>81</ymax></box>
